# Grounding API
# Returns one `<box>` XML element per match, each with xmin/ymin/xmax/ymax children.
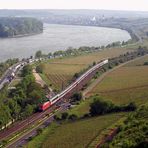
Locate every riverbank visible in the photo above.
<box><xmin>0</xmin><ymin>24</ymin><xmax>131</xmax><ymax>62</ymax></box>
<box><xmin>0</xmin><ymin>31</ymin><xmax>43</xmax><ymax>39</ymax></box>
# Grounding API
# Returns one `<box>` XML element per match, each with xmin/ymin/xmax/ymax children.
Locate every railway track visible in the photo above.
<box><xmin>0</xmin><ymin>59</ymin><xmax>109</xmax><ymax>147</ymax></box>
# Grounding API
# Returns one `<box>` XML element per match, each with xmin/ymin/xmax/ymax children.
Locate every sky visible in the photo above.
<box><xmin>0</xmin><ymin>0</ymin><xmax>148</xmax><ymax>11</ymax></box>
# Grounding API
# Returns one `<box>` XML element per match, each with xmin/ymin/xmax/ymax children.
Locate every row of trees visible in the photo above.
<box><xmin>89</xmin><ymin>96</ymin><xmax>136</xmax><ymax>116</ymax></box>
<box><xmin>54</xmin><ymin>112</ymin><xmax>78</xmax><ymax>121</ymax></box>
<box><xmin>0</xmin><ymin>65</ymin><xmax>46</xmax><ymax>129</ymax></box>
<box><xmin>34</xmin><ymin>40</ymin><xmax>128</xmax><ymax>60</ymax></box>
<box><xmin>53</xmin><ymin>95</ymin><xmax>136</xmax><ymax>124</ymax></box>
<box><xmin>92</xmin><ymin>46</ymin><xmax>148</xmax><ymax>81</ymax></box>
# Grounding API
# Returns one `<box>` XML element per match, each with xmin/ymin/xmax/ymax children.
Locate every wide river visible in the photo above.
<box><xmin>0</xmin><ymin>24</ymin><xmax>131</xmax><ymax>61</ymax></box>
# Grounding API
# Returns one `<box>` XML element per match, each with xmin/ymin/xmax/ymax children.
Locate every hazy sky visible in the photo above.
<box><xmin>0</xmin><ymin>0</ymin><xmax>148</xmax><ymax>11</ymax></box>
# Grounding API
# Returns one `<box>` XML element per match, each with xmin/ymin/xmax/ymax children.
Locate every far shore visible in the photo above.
<box><xmin>0</xmin><ymin>31</ymin><xmax>43</xmax><ymax>39</ymax></box>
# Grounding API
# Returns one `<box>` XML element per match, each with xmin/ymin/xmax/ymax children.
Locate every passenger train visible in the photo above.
<box><xmin>39</xmin><ymin>59</ymin><xmax>108</xmax><ymax>111</ymax></box>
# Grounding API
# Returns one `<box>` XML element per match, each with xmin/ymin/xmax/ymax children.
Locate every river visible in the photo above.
<box><xmin>0</xmin><ymin>24</ymin><xmax>131</xmax><ymax>61</ymax></box>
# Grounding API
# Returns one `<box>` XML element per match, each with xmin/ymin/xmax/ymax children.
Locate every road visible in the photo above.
<box><xmin>0</xmin><ymin>62</ymin><xmax>24</xmax><ymax>90</ymax></box>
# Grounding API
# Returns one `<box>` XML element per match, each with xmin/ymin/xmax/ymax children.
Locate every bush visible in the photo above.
<box><xmin>72</xmin><ymin>92</ymin><xmax>82</xmax><ymax>102</ymax></box>
<box><xmin>124</xmin><ymin>102</ymin><xmax>137</xmax><ymax>111</ymax></box>
<box><xmin>53</xmin><ymin>115</ymin><xmax>60</xmax><ymax>121</ymax></box>
<box><xmin>36</xmin><ymin>64</ymin><xmax>44</xmax><ymax>73</ymax></box>
<box><xmin>28</xmin><ymin>136</ymin><xmax>33</xmax><ymax>141</ymax></box>
<box><xmin>61</xmin><ymin>112</ymin><xmax>69</xmax><ymax>120</ymax></box>
<box><xmin>68</xmin><ymin>114</ymin><xmax>78</xmax><ymax>121</ymax></box>
<box><xmin>82</xmin><ymin>113</ymin><xmax>90</xmax><ymax>119</ymax></box>
<box><xmin>89</xmin><ymin>96</ymin><xmax>137</xmax><ymax>116</ymax></box>
<box><xmin>89</xmin><ymin>98</ymin><xmax>114</xmax><ymax>116</ymax></box>
<box><xmin>37</xmin><ymin>128</ymin><xmax>43</xmax><ymax>135</ymax></box>
<box><xmin>144</xmin><ymin>62</ymin><xmax>148</xmax><ymax>65</ymax></box>
<box><xmin>93</xmin><ymin>61</ymin><xmax>96</xmax><ymax>66</ymax></box>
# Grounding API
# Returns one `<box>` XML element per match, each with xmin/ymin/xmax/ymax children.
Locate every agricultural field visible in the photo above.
<box><xmin>41</xmin><ymin>63</ymin><xmax>86</xmax><ymax>91</ymax></box>
<box><xmin>68</xmin><ymin>99</ymin><xmax>92</xmax><ymax>117</ymax></box>
<box><xmin>27</xmin><ymin>49</ymin><xmax>147</xmax><ymax>148</ymax></box>
<box><xmin>40</xmin><ymin>47</ymin><xmax>133</xmax><ymax>91</ymax></box>
<box><xmin>27</xmin><ymin>113</ymin><xmax>126</xmax><ymax>148</ymax></box>
<box><xmin>88</xmin><ymin>55</ymin><xmax>148</xmax><ymax>105</ymax></box>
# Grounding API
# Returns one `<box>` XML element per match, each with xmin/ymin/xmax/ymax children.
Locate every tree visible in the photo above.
<box><xmin>37</xmin><ymin>128</ymin><xmax>43</xmax><ymax>135</ymax></box>
<box><xmin>8</xmin><ymin>99</ymin><xmax>21</xmax><ymax>120</ymax></box>
<box><xmin>72</xmin><ymin>92</ymin><xmax>82</xmax><ymax>102</ymax></box>
<box><xmin>89</xmin><ymin>97</ymin><xmax>114</xmax><ymax>116</ymax></box>
<box><xmin>93</xmin><ymin>61</ymin><xmax>96</xmax><ymax>66</ymax></box>
<box><xmin>125</xmin><ymin>102</ymin><xmax>137</xmax><ymax>111</ymax></box>
<box><xmin>68</xmin><ymin>114</ymin><xmax>78</xmax><ymax>121</ymax></box>
<box><xmin>23</xmin><ymin>104</ymin><xmax>34</xmax><ymax>117</ymax></box>
<box><xmin>22</xmin><ymin>65</ymin><xmax>32</xmax><ymax>77</ymax></box>
<box><xmin>61</xmin><ymin>112</ymin><xmax>69</xmax><ymax>120</ymax></box>
<box><xmin>27</xmin><ymin>82</ymin><xmax>45</xmax><ymax>103</ymax></box>
<box><xmin>53</xmin><ymin>115</ymin><xmax>60</xmax><ymax>121</ymax></box>
<box><xmin>0</xmin><ymin>103</ymin><xmax>11</xmax><ymax>128</ymax></box>
<box><xmin>73</xmin><ymin>73</ymin><xmax>79</xmax><ymax>79</ymax></box>
<box><xmin>35</xmin><ymin>50</ymin><xmax>42</xmax><ymax>58</ymax></box>
<box><xmin>36</xmin><ymin>64</ymin><xmax>44</xmax><ymax>73</ymax></box>
<box><xmin>144</xmin><ymin>62</ymin><xmax>148</xmax><ymax>65</ymax></box>
<box><xmin>28</xmin><ymin>90</ymin><xmax>43</xmax><ymax>103</ymax></box>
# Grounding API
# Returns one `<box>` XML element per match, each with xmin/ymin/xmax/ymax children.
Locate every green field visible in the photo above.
<box><xmin>28</xmin><ymin>47</ymin><xmax>148</xmax><ymax>148</ymax></box>
<box><xmin>68</xmin><ymin>99</ymin><xmax>92</xmax><ymax>117</ymax></box>
<box><xmin>41</xmin><ymin>47</ymin><xmax>133</xmax><ymax>91</ymax></box>
<box><xmin>88</xmin><ymin>55</ymin><xmax>148</xmax><ymax>105</ymax></box>
<box><xmin>27</xmin><ymin>113</ymin><xmax>125</xmax><ymax>148</ymax></box>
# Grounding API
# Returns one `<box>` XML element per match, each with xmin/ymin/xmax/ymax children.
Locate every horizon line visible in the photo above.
<box><xmin>0</xmin><ymin>8</ymin><xmax>148</xmax><ymax>13</ymax></box>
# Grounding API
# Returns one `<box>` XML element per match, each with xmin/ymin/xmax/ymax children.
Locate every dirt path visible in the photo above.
<box><xmin>83</xmin><ymin>55</ymin><xmax>148</xmax><ymax>97</ymax></box>
<box><xmin>99</xmin><ymin>84</ymin><xmax>148</xmax><ymax>94</ymax></box>
<box><xmin>32</xmin><ymin>69</ymin><xmax>46</xmax><ymax>87</ymax></box>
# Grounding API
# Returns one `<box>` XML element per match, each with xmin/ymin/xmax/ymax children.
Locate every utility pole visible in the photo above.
<box><xmin>61</xmin><ymin>81</ymin><xmax>64</xmax><ymax>91</ymax></box>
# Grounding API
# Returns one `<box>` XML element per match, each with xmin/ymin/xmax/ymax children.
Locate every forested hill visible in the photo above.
<box><xmin>0</xmin><ymin>17</ymin><xmax>43</xmax><ymax>38</ymax></box>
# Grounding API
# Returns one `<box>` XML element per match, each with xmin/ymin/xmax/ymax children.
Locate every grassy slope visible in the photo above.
<box><xmin>88</xmin><ymin>55</ymin><xmax>148</xmax><ymax>105</ymax></box>
<box><xmin>68</xmin><ymin>99</ymin><xmax>92</xmax><ymax>117</ymax></box>
<box><xmin>28</xmin><ymin>113</ymin><xmax>125</xmax><ymax>148</ymax></box>
<box><xmin>28</xmin><ymin>47</ymin><xmax>147</xmax><ymax>148</ymax></box>
<box><xmin>109</xmin><ymin>106</ymin><xmax>148</xmax><ymax>148</ymax></box>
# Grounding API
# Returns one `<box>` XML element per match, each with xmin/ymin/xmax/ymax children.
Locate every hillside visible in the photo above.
<box><xmin>0</xmin><ymin>17</ymin><xmax>43</xmax><ymax>38</ymax></box>
<box><xmin>27</xmin><ymin>112</ymin><xmax>126</xmax><ymax>148</ymax></box>
<box><xmin>87</xmin><ymin>55</ymin><xmax>148</xmax><ymax>105</ymax></box>
<box><xmin>107</xmin><ymin>105</ymin><xmax>148</xmax><ymax>148</ymax></box>
<box><xmin>39</xmin><ymin>47</ymin><xmax>133</xmax><ymax>92</ymax></box>
<box><xmin>26</xmin><ymin>54</ymin><xmax>148</xmax><ymax>148</ymax></box>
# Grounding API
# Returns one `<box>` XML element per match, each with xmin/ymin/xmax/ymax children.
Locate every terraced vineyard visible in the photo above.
<box><xmin>41</xmin><ymin>47</ymin><xmax>133</xmax><ymax>91</ymax></box>
<box><xmin>42</xmin><ymin>63</ymin><xmax>86</xmax><ymax>91</ymax></box>
<box><xmin>88</xmin><ymin>55</ymin><xmax>148</xmax><ymax>105</ymax></box>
